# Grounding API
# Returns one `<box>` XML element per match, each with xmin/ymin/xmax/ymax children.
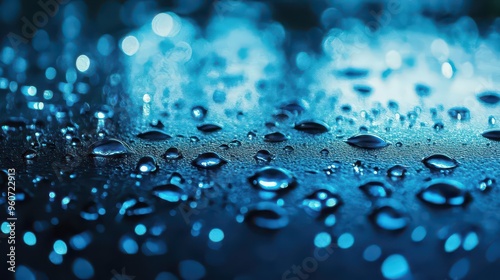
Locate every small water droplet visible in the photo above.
<box><xmin>488</xmin><ymin>116</ymin><xmax>496</xmax><ymax>126</ymax></box>
<box><xmin>244</xmin><ymin>202</ymin><xmax>289</xmax><ymax>230</ymax></box>
<box><xmin>283</xmin><ymin>145</ymin><xmax>294</xmax><ymax>152</ymax></box>
<box><xmin>247</xmin><ymin>131</ymin><xmax>257</xmax><ymax>139</ymax></box>
<box><xmin>191</xmin><ymin>106</ymin><xmax>207</xmax><ymax>120</ymax></box>
<box><xmin>302</xmin><ymin>189</ymin><xmax>342</xmax><ymax>218</ymax></box>
<box><xmin>248</xmin><ymin>166</ymin><xmax>297</xmax><ymax>192</ymax></box>
<box><xmin>23</xmin><ymin>149</ymin><xmax>38</xmax><ymax>160</ymax></box>
<box><xmin>190</xmin><ymin>136</ymin><xmax>200</xmax><ymax>142</ymax></box>
<box><xmin>90</xmin><ymin>139</ymin><xmax>129</xmax><ymax>157</ymax></box>
<box><xmin>264</xmin><ymin>132</ymin><xmax>289</xmax><ymax>143</ymax></box>
<box><xmin>417</xmin><ymin>179</ymin><xmax>471</xmax><ymax>207</ymax></box>
<box><xmin>150</xmin><ymin>119</ymin><xmax>165</xmax><ymax>129</ymax></box>
<box><xmin>197</xmin><ymin>123</ymin><xmax>222</xmax><ymax>133</ymax></box>
<box><xmin>369</xmin><ymin>200</ymin><xmax>409</xmax><ymax>231</ymax></box>
<box><xmin>448</xmin><ymin>107</ymin><xmax>470</xmax><ymax>121</ymax></box>
<box><xmin>395</xmin><ymin>142</ymin><xmax>403</xmax><ymax>147</ymax></box>
<box><xmin>137</xmin><ymin>130</ymin><xmax>172</xmax><ymax>141</ymax></box>
<box><xmin>353</xmin><ymin>84</ymin><xmax>373</xmax><ymax>96</ymax></box>
<box><xmin>294</xmin><ymin>120</ymin><xmax>330</xmax><ymax>134</ymax></box>
<box><xmin>422</xmin><ymin>154</ymin><xmax>458</xmax><ymax>171</ymax></box>
<box><xmin>229</xmin><ymin>139</ymin><xmax>241</xmax><ymax>147</ymax></box>
<box><xmin>477</xmin><ymin>178</ymin><xmax>496</xmax><ymax>192</ymax></box>
<box><xmin>482</xmin><ymin>129</ymin><xmax>500</xmax><ymax>141</ymax></box>
<box><xmin>164</xmin><ymin>147</ymin><xmax>183</xmax><ymax>160</ymax></box>
<box><xmin>254</xmin><ymin>150</ymin><xmax>274</xmax><ymax>163</ymax></box>
<box><xmin>192</xmin><ymin>152</ymin><xmax>227</xmax><ymax>169</ymax></box>
<box><xmin>387</xmin><ymin>165</ymin><xmax>407</xmax><ymax>180</ymax></box>
<box><xmin>346</xmin><ymin>134</ymin><xmax>389</xmax><ymax>149</ymax></box>
<box><xmin>152</xmin><ymin>184</ymin><xmax>186</xmax><ymax>202</ymax></box>
<box><xmin>136</xmin><ymin>156</ymin><xmax>158</xmax><ymax>173</ymax></box>
<box><xmin>359</xmin><ymin>181</ymin><xmax>392</xmax><ymax>198</ymax></box>
<box><xmin>433</xmin><ymin>122</ymin><xmax>444</xmax><ymax>132</ymax></box>
<box><xmin>320</xmin><ymin>148</ymin><xmax>329</xmax><ymax>156</ymax></box>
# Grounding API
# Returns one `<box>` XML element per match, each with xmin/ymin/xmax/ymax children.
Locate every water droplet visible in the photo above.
<box><xmin>294</xmin><ymin>120</ymin><xmax>330</xmax><ymax>134</ymax></box>
<box><xmin>264</xmin><ymin>132</ymin><xmax>289</xmax><ymax>143</ymax></box>
<box><xmin>191</xmin><ymin>152</ymin><xmax>227</xmax><ymax>169</ymax></box>
<box><xmin>395</xmin><ymin>142</ymin><xmax>402</xmax><ymax>147</ymax></box>
<box><xmin>280</xmin><ymin>101</ymin><xmax>308</xmax><ymax>115</ymax></box>
<box><xmin>346</xmin><ymin>134</ymin><xmax>389</xmax><ymax>149</ymax></box>
<box><xmin>190</xmin><ymin>136</ymin><xmax>200</xmax><ymax>142</ymax></box>
<box><xmin>387</xmin><ymin>165</ymin><xmax>407</xmax><ymax>180</ymax></box>
<box><xmin>433</xmin><ymin>122</ymin><xmax>444</xmax><ymax>132</ymax></box>
<box><xmin>254</xmin><ymin>150</ymin><xmax>274</xmax><ymax>163</ymax></box>
<box><xmin>353</xmin><ymin>84</ymin><xmax>373</xmax><ymax>96</ymax></box>
<box><xmin>359</xmin><ymin>181</ymin><xmax>392</xmax><ymax>198</ymax></box>
<box><xmin>448</xmin><ymin>107</ymin><xmax>470</xmax><ymax>121</ymax></box>
<box><xmin>23</xmin><ymin>149</ymin><xmax>38</xmax><ymax>160</ymax></box>
<box><xmin>89</xmin><ymin>139</ymin><xmax>129</xmax><ymax>157</ymax></box>
<box><xmin>338</xmin><ymin>68</ymin><xmax>369</xmax><ymax>79</ymax></box>
<box><xmin>482</xmin><ymin>129</ymin><xmax>500</xmax><ymax>141</ymax></box>
<box><xmin>164</xmin><ymin>147</ymin><xmax>183</xmax><ymax>160</ymax></box>
<box><xmin>136</xmin><ymin>156</ymin><xmax>158</xmax><ymax>173</ymax></box>
<box><xmin>94</xmin><ymin>105</ymin><xmax>114</xmax><ymax>119</ymax></box>
<box><xmin>477</xmin><ymin>178</ymin><xmax>496</xmax><ymax>192</ymax></box>
<box><xmin>247</xmin><ymin>131</ymin><xmax>257</xmax><ymax>139</ymax></box>
<box><xmin>283</xmin><ymin>145</ymin><xmax>294</xmax><ymax>152</ymax></box>
<box><xmin>229</xmin><ymin>139</ymin><xmax>241</xmax><ymax>147</ymax></box>
<box><xmin>422</xmin><ymin>154</ymin><xmax>458</xmax><ymax>170</ymax></box>
<box><xmin>320</xmin><ymin>148</ymin><xmax>329</xmax><ymax>156</ymax></box>
<box><xmin>324</xmin><ymin>161</ymin><xmax>341</xmax><ymax>175</ymax></box>
<box><xmin>150</xmin><ymin>119</ymin><xmax>165</xmax><ymax>129</ymax></box>
<box><xmin>488</xmin><ymin>116</ymin><xmax>496</xmax><ymax>126</ymax></box>
<box><xmin>302</xmin><ymin>189</ymin><xmax>342</xmax><ymax>218</ymax></box>
<box><xmin>152</xmin><ymin>184</ymin><xmax>186</xmax><ymax>202</ymax></box>
<box><xmin>212</xmin><ymin>90</ymin><xmax>226</xmax><ymax>103</ymax></box>
<box><xmin>248</xmin><ymin>166</ymin><xmax>297</xmax><ymax>192</ymax></box>
<box><xmin>477</xmin><ymin>91</ymin><xmax>500</xmax><ymax>105</ymax></box>
<box><xmin>197</xmin><ymin>123</ymin><xmax>222</xmax><ymax>133</ymax></box>
<box><xmin>369</xmin><ymin>200</ymin><xmax>409</xmax><ymax>231</ymax></box>
<box><xmin>244</xmin><ymin>202</ymin><xmax>289</xmax><ymax>230</ymax></box>
<box><xmin>191</xmin><ymin>106</ymin><xmax>207</xmax><ymax>120</ymax></box>
<box><xmin>417</xmin><ymin>179</ymin><xmax>471</xmax><ymax>207</ymax></box>
<box><xmin>137</xmin><ymin>130</ymin><xmax>172</xmax><ymax>141</ymax></box>
<box><xmin>415</xmin><ymin>84</ymin><xmax>431</xmax><ymax>97</ymax></box>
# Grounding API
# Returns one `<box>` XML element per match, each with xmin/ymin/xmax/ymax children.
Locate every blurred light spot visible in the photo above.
<box><xmin>44</xmin><ymin>90</ymin><xmax>54</xmax><ymax>100</ymax></box>
<box><xmin>463</xmin><ymin>232</ymin><xmax>479</xmax><ymax>251</ymax></box>
<box><xmin>53</xmin><ymin>240</ymin><xmax>68</xmax><ymax>255</ymax></box>
<box><xmin>155</xmin><ymin>272</ymin><xmax>178</xmax><ymax>280</ymax></box>
<box><xmin>97</xmin><ymin>34</ymin><xmax>115</xmax><ymax>56</ymax></box>
<box><xmin>16</xmin><ymin>265</ymin><xmax>36</xmax><ymax>280</ymax></box>
<box><xmin>296</xmin><ymin>52</ymin><xmax>311</xmax><ymax>70</ymax></box>
<box><xmin>337</xmin><ymin>232</ymin><xmax>354</xmax><ymax>249</ymax></box>
<box><xmin>121</xmin><ymin>35</ymin><xmax>140</xmax><ymax>56</ymax></box>
<box><xmin>1</xmin><ymin>221</ymin><xmax>10</xmax><ymax>234</ymax></box>
<box><xmin>441</xmin><ymin>62</ymin><xmax>454</xmax><ymax>79</ymax></box>
<box><xmin>449</xmin><ymin>258</ymin><xmax>470</xmax><ymax>279</ymax></box>
<box><xmin>28</xmin><ymin>102</ymin><xmax>45</xmax><ymax>110</ymax></box>
<box><xmin>22</xmin><ymin>86</ymin><xmax>37</xmax><ymax>96</ymax></box>
<box><xmin>135</xmin><ymin>224</ymin><xmax>147</xmax><ymax>236</ymax></box>
<box><xmin>314</xmin><ymin>232</ymin><xmax>331</xmax><ymax>248</ymax></box>
<box><xmin>381</xmin><ymin>254</ymin><xmax>410</xmax><ymax>279</ymax></box>
<box><xmin>386</xmin><ymin>50</ymin><xmax>402</xmax><ymax>69</ymax></box>
<box><xmin>45</xmin><ymin>67</ymin><xmax>56</xmax><ymax>80</ymax></box>
<box><xmin>179</xmin><ymin>260</ymin><xmax>206</xmax><ymax>280</ymax></box>
<box><xmin>209</xmin><ymin>228</ymin><xmax>224</xmax><ymax>243</ymax></box>
<box><xmin>120</xmin><ymin>236</ymin><xmax>139</xmax><ymax>254</ymax></box>
<box><xmin>70</xmin><ymin>232</ymin><xmax>92</xmax><ymax>250</ymax></box>
<box><xmin>49</xmin><ymin>251</ymin><xmax>63</xmax><ymax>265</ymax></box>
<box><xmin>363</xmin><ymin>245</ymin><xmax>381</xmax><ymax>262</ymax></box>
<box><xmin>72</xmin><ymin>258</ymin><xmax>94</xmax><ymax>279</ymax></box>
<box><xmin>152</xmin><ymin>13</ymin><xmax>174</xmax><ymax>37</ymax></box>
<box><xmin>23</xmin><ymin>231</ymin><xmax>37</xmax><ymax>246</ymax></box>
<box><xmin>62</xmin><ymin>16</ymin><xmax>81</xmax><ymax>39</ymax></box>
<box><xmin>76</xmin><ymin>55</ymin><xmax>90</xmax><ymax>72</ymax></box>
<box><xmin>411</xmin><ymin>226</ymin><xmax>426</xmax><ymax>242</ymax></box>
<box><xmin>431</xmin><ymin>39</ymin><xmax>449</xmax><ymax>60</ymax></box>
<box><xmin>143</xmin><ymin>94</ymin><xmax>151</xmax><ymax>103</ymax></box>
<box><xmin>445</xmin><ymin>233</ymin><xmax>461</xmax><ymax>253</ymax></box>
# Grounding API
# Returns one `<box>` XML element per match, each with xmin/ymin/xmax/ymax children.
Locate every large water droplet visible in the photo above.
<box><xmin>197</xmin><ymin>123</ymin><xmax>222</xmax><ymax>133</ymax></box>
<box><xmin>137</xmin><ymin>130</ymin><xmax>172</xmax><ymax>141</ymax></box>
<box><xmin>244</xmin><ymin>202</ymin><xmax>289</xmax><ymax>230</ymax></box>
<box><xmin>164</xmin><ymin>147</ymin><xmax>183</xmax><ymax>160</ymax></box>
<box><xmin>417</xmin><ymin>179</ymin><xmax>471</xmax><ymax>207</ymax></box>
<box><xmin>191</xmin><ymin>152</ymin><xmax>227</xmax><ymax>169</ymax></box>
<box><xmin>346</xmin><ymin>134</ymin><xmax>389</xmax><ymax>149</ymax></box>
<box><xmin>448</xmin><ymin>107</ymin><xmax>470</xmax><ymax>121</ymax></box>
<box><xmin>264</xmin><ymin>132</ymin><xmax>289</xmax><ymax>143</ymax></box>
<box><xmin>477</xmin><ymin>91</ymin><xmax>500</xmax><ymax>105</ymax></box>
<box><xmin>482</xmin><ymin>129</ymin><xmax>500</xmax><ymax>141</ymax></box>
<box><xmin>359</xmin><ymin>181</ymin><xmax>392</xmax><ymax>198</ymax></box>
<box><xmin>294</xmin><ymin>120</ymin><xmax>330</xmax><ymax>134</ymax></box>
<box><xmin>254</xmin><ymin>150</ymin><xmax>274</xmax><ymax>163</ymax></box>
<box><xmin>136</xmin><ymin>156</ymin><xmax>158</xmax><ymax>173</ymax></box>
<box><xmin>422</xmin><ymin>154</ymin><xmax>458</xmax><ymax>170</ymax></box>
<box><xmin>369</xmin><ymin>200</ymin><xmax>409</xmax><ymax>231</ymax></box>
<box><xmin>302</xmin><ymin>189</ymin><xmax>342</xmax><ymax>218</ymax></box>
<box><xmin>152</xmin><ymin>184</ymin><xmax>186</xmax><ymax>202</ymax></box>
<box><xmin>248</xmin><ymin>166</ymin><xmax>297</xmax><ymax>192</ymax></box>
<box><xmin>89</xmin><ymin>139</ymin><xmax>129</xmax><ymax>157</ymax></box>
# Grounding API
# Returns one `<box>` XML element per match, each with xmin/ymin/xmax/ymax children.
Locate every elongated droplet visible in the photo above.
<box><xmin>359</xmin><ymin>181</ymin><xmax>392</xmax><ymax>198</ymax></box>
<box><xmin>477</xmin><ymin>91</ymin><xmax>500</xmax><ymax>105</ymax></box>
<box><xmin>164</xmin><ymin>147</ymin><xmax>183</xmax><ymax>160</ymax></box>
<box><xmin>254</xmin><ymin>150</ymin><xmax>273</xmax><ymax>163</ymax></box>
<box><xmin>248</xmin><ymin>166</ymin><xmax>297</xmax><ymax>192</ymax></box>
<box><xmin>422</xmin><ymin>154</ymin><xmax>458</xmax><ymax>170</ymax></box>
<box><xmin>90</xmin><ymin>139</ymin><xmax>129</xmax><ymax>157</ymax></box>
<box><xmin>192</xmin><ymin>152</ymin><xmax>227</xmax><ymax>169</ymax></box>
<box><xmin>346</xmin><ymin>134</ymin><xmax>388</xmax><ymax>149</ymax></box>
<box><xmin>137</xmin><ymin>130</ymin><xmax>172</xmax><ymax>141</ymax></box>
<box><xmin>417</xmin><ymin>179</ymin><xmax>471</xmax><ymax>207</ymax></box>
<box><xmin>197</xmin><ymin>123</ymin><xmax>222</xmax><ymax>133</ymax></box>
<box><xmin>264</xmin><ymin>132</ymin><xmax>289</xmax><ymax>143</ymax></box>
<box><xmin>294</xmin><ymin>120</ymin><xmax>330</xmax><ymax>134</ymax></box>
<box><xmin>152</xmin><ymin>184</ymin><xmax>186</xmax><ymax>202</ymax></box>
<box><xmin>482</xmin><ymin>129</ymin><xmax>500</xmax><ymax>141</ymax></box>
<box><xmin>244</xmin><ymin>202</ymin><xmax>289</xmax><ymax>230</ymax></box>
